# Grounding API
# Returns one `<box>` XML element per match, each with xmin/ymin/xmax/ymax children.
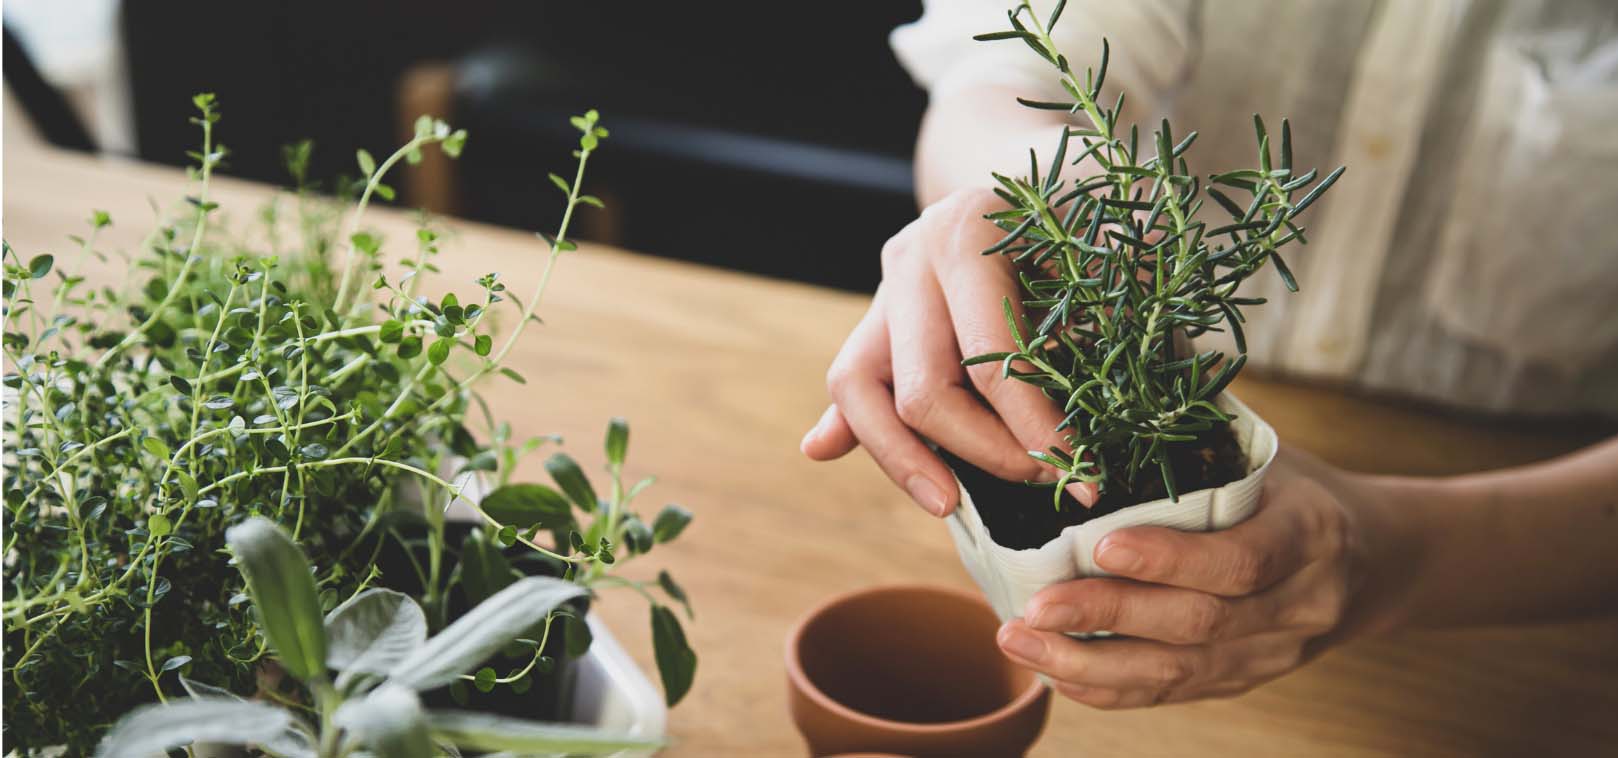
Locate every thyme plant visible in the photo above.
<box><xmin>968</xmin><ymin>1</ymin><xmax>1344</xmax><ymax>505</ymax></box>
<box><xmin>3</xmin><ymin>97</ymin><xmax>695</xmax><ymax>753</ymax></box>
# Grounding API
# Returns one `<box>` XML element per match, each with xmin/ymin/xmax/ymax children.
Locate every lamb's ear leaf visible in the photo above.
<box><xmin>425</xmin><ymin>711</ymin><xmax>661</xmax><ymax>754</ymax></box>
<box><xmin>334</xmin><ymin>685</ymin><xmax>434</xmax><ymax>758</ymax></box>
<box><xmin>326</xmin><ymin>588</ymin><xmax>428</xmax><ymax>688</ymax></box>
<box><xmin>178</xmin><ymin>675</ymin><xmax>242</xmax><ymax>701</ymax></box>
<box><xmin>225</xmin><ymin>517</ymin><xmax>328</xmax><ymax>683</ymax></box>
<box><xmin>384</xmin><ymin>577</ymin><xmax>585</xmax><ymax>691</ymax></box>
<box><xmin>94</xmin><ymin>698</ymin><xmax>292</xmax><ymax>758</ymax></box>
<box><xmin>651</xmin><ymin>604</ymin><xmax>697</xmax><ymax>706</ymax></box>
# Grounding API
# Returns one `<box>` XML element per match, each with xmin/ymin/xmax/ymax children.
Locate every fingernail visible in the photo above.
<box><xmin>1095</xmin><ymin>540</ymin><xmax>1142</xmax><ymax>573</ymax></box>
<box><xmin>905</xmin><ymin>475</ymin><xmax>949</xmax><ymax>517</ymax></box>
<box><xmin>1028</xmin><ymin>603</ymin><xmax>1078</xmax><ymax>631</ymax></box>
<box><xmin>998</xmin><ymin>624</ymin><xmax>1046</xmax><ymax>662</ymax></box>
<box><xmin>798</xmin><ymin>426</ymin><xmax>819</xmax><ymax>454</ymax></box>
<box><xmin>1065</xmin><ymin>482</ymin><xmax>1094</xmax><ymax>508</ymax></box>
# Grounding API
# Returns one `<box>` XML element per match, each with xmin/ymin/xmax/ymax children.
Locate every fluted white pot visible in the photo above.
<box><xmin>946</xmin><ymin>393</ymin><xmax>1278</xmax><ymax>623</ymax></box>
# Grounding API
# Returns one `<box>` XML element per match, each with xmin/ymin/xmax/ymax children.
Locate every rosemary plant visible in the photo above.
<box><xmin>968</xmin><ymin>1</ymin><xmax>1344</xmax><ymax>506</ymax></box>
<box><xmin>3</xmin><ymin>97</ymin><xmax>695</xmax><ymax>753</ymax></box>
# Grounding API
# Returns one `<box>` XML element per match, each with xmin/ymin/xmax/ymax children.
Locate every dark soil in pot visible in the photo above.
<box><xmin>943</xmin><ymin>422</ymin><xmax>1248</xmax><ymax>550</ymax></box>
<box><xmin>370</xmin><ymin>519</ymin><xmax>591</xmax><ymax>723</ymax></box>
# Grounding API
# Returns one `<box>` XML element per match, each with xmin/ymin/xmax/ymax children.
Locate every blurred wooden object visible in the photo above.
<box><xmin>393</xmin><ymin>61</ymin><xmax>623</xmax><ymax>244</ymax></box>
<box><xmin>5</xmin><ymin>141</ymin><xmax>1615</xmax><ymax>758</ymax></box>
<box><xmin>396</xmin><ymin>61</ymin><xmax>460</xmax><ymax>215</ymax></box>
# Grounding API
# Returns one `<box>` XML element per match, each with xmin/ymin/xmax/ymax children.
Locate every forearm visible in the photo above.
<box><xmin>914</xmin><ymin>84</ymin><xmax>1070</xmax><ymax>207</ymax></box>
<box><xmin>1364</xmin><ymin>437</ymin><xmax>1618</xmax><ymax>630</ymax></box>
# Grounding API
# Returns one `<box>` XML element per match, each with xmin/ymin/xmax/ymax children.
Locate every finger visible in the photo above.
<box><xmin>825</xmin><ymin>297</ymin><xmax>959</xmax><ymax>517</ymax></box>
<box><xmin>1049</xmin><ymin>682</ymin><xmax>1160</xmax><ymax>710</ymax></box>
<box><xmin>1094</xmin><ymin>496</ymin><xmax>1310</xmax><ymax>596</ymax></box>
<box><xmin>997</xmin><ymin>619</ymin><xmax>1212</xmax><ymax>692</ymax></box>
<box><xmin>801</xmin><ymin>404</ymin><xmax>857</xmax><ymax>460</ymax></box>
<box><xmin>929</xmin><ymin>223</ymin><xmax>1097</xmax><ymax>506</ymax></box>
<box><xmin>1024</xmin><ymin>578</ymin><xmax>1277</xmax><ymax>645</ymax></box>
<box><xmin>882</xmin><ymin>243</ymin><xmax>1042</xmax><ymax>481</ymax></box>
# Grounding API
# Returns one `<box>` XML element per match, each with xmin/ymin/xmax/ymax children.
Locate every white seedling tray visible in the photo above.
<box><xmin>574</xmin><ymin>614</ymin><xmax>668</xmax><ymax>756</ymax></box>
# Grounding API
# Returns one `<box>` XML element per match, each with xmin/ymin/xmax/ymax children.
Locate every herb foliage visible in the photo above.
<box><xmin>94</xmin><ymin>517</ymin><xmax>657</xmax><ymax>757</ymax></box>
<box><xmin>3</xmin><ymin>97</ymin><xmax>695</xmax><ymax>753</ymax></box>
<box><xmin>969</xmin><ymin>1</ymin><xmax>1344</xmax><ymax>505</ymax></box>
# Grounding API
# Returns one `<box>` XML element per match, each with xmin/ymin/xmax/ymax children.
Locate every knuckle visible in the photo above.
<box><xmin>1184</xmin><ymin>595</ymin><xmax>1231</xmax><ymax>642</ymax></box>
<box><xmin>1047</xmin><ymin>646</ymin><xmax>1088</xmax><ymax>684</ymax></box>
<box><xmin>878</xmin><ymin>235</ymin><xmax>907</xmax><ymax>270</ymax></box>
<box><xmin>1153</xmin><ymin>654</ymin><xmax>1197</xmax><ymax>690</ymax></box>
<box><xmin>940</xmin><ymin>185</ymin><xmax>1001</xmax><ymax>214</ymax></box>
<box><xmin>1281</xmin><ymin>579</ymin><xmax>1347</xmax><ymax>633</ymax></box>
<box><xmin>823</xmin><ymin>365</ymin><xmax>846</xmax><ymax>394</ymax></box>
<box><xmin>1223</xmin><ymin>545</ymin><xmax>1272</xmax><ymax>594</ymax></box>
<box><xmin>892</xmin><ymin>383</ymin><xmax>938</xmax><ymax>428</ymax></box>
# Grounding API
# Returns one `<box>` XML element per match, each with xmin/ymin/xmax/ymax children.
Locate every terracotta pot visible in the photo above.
<box><xmin>786</xmin><ymin>585</ymin><xmax>1050</xmax><ymax>758</ymax></box>
<box><xmin>947</xmin><ymin>392</ymin><xmax>1278</xmax><ymax>624</ymax></box>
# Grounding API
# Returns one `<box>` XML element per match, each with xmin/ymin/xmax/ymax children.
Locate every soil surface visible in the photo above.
<box><xmin>943</xmin><ymin>422</ymin><xmax>1248</xmax><ymax>550</ymax></box>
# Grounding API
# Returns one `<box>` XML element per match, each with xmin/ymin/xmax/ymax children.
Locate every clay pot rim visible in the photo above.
<box><xmin>784</xmin><ymin>583</ymin><xmax>1045</xmax><ymax>736</ymax></box>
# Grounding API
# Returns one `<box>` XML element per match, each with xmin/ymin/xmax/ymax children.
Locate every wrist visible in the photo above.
<box><xmin>1332</xmin><ymin>469</ymin><xmax>1447</xmax><ymax>638</ymax></box>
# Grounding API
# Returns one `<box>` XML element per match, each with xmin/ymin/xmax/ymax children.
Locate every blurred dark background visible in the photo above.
<box><xmin>5</xmin><ymin>1</ymin><xmax>928</xmax><ymax>292</ymax></box>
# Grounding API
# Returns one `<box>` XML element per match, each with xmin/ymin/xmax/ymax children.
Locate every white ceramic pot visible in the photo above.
<box><xmin>946</xmin><ymin>393</ymin><xmax>1278</xmax><ymax>624</ymax></box>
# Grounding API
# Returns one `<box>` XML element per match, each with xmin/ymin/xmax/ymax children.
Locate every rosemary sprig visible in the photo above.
<box><xmin>969</xmin><ymin>1</ymin><xmax>1344</xmax><ymax>506</ymax></box>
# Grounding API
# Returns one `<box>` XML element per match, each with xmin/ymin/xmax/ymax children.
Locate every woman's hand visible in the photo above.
<box><xmin>995</xmin><ymin>447</ymin><xmax>1407</xmax><ymax>708</ymax></box>
<box><xmin>801</xmin><ymin>187</ymin><xmax>1097</xmax><ymax>515</ymax></box>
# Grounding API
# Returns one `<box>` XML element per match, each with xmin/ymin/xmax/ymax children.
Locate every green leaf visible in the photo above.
<box><xmin>658</xmin><ymin>570</ymin><xmax>693</xmax><ymax>619</ymax></box>
<box><xmin>225</xmin><ymin>517</ymin><xmax>329</xmax><ymax>682</ymax></box>
<box><xmin>442</xmin><ymin>129</ymin><xmax>468</xmax><ymax>158</ymax></box>
<box><xmin>499</xmin><ymin>367</ymin><xmax>526</xmax><ymax>384</ymax></box>
<box><xmin>324</xmin><ymin>588</ymin><xmax>427</xmax><ymax>687</ymax></box>
<box><xmin>428</xmin><ymin>337</ymin><xmax>451</xmax><ymax>365</ymax></box>
<box><xmin>160</xmin><ymin>655</ymin><xmax>192</xmax><ymax>672</ymax></box>
<box><xmin>398</xmin><ymin>336</ymin><xmax>423</xmax><ymax>359</ymax></box>
<box><xmin>142</xmin><ymin>436</ymin><xmax>171</xmax><ymax>459</ymax></box>
<box><xmin>425</xmin><ymin>711</ymin><xmax>660</xmax><ymax>755</ymax></box>
<box><xmin>650</xmin><ymin>605</ymin><xmax>696</xmax><ymax>706</ymax></box>
<box><xmin>385</xmin><ymin>577</ymin><xmax>586</xmax><ymax>691</ymax></box>
<box><xmin>474</xmin><ymin>666</ymin><xmax>498</xmax><ymax>693</ymax></box>
<box><xmin>545</xmin><ymin>453</ymin><xmax>598</xmax><ymax>512</ymax></box>
<box><xmin>94</xmin><ymin>699</ymin><xmax>293</xmax><ymax>758</ymax></box>
<box><xmin>651</xmin><ymin>504</ymin><xmax>692</xmax><ymax>543</ymax></box>
<box><xmin>560</xmin><ymin>612</ymin><xmax>593</xmax><ymax>659</ymax></box>
<box><xmin>495</xmin><ymin>525</ymin><xmax>517</xmax><ymax>547</ymax></box>
<box><xmin>480</xmin><ymin>483</ymin><xmax>574</xmax><ymax>531</ymax></box>
<box><xmin>379</xmin><ymin>319</ymin><xmax>404</xmax><ymax>343</ymax></box>
<box><xmin>604</xmin><ymin>417</ymin><xmax>628</xmax><ymax>468</ymax></box>
<box><xmin>27</xmin><ymin>254</ymin><xmax>53</xmax><ymax>280</ymax></box>
<box><xmin>460</xmin><ymin>530</ymin><xmax>516</xmax><ymax>607</ymax></box>
<box><xmin>169</xmin><ymin>375</ymin><xmax>193</xmax><ymax>395</ymax></box>
<box><xmin>474</xmin><ymin>334</ymin><xmax>492</xmax><ymax>356</ymax></box>
<box><xmin>548</xmin><ymin>173</ymin><xmax>571</xmax><ymax>194</ymax></box>
<box><xmin>148</xmin><ymin>513</ymin><xmax>173</xmax><ymax>538</ymax></box>
<box><xmin>357</xmin><ymin>148</ymin><xmax>377</xmax><ymax>177</ymax></box>
<box><xmin>333</xmin><ymin>685</ymin><xmax>434</xmax><ymax>758</ymax></box>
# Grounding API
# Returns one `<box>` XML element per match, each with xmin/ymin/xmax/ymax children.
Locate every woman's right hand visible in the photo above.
<box><xmin>800</xmin><ymin>187</ymin><xmax>1097</xmax><ymax>516</ymax></box>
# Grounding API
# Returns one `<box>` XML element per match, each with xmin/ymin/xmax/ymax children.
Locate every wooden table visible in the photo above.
<box><xmin>6</xmin><ymin>140</ymin><xmax>1616</xmax><ymax>757</ymax></box>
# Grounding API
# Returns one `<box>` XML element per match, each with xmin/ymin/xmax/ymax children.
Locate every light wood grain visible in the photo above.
<box><xmin>5</xmin><ymin>141</ymin><xmax>1615</xmax><ymax>758</ymax></box>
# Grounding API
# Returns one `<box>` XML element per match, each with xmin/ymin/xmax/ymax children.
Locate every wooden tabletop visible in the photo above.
<box><xmin>6</xmin><ymin>141</ymin><xmax>1616</xmax><ymax>757</ymax></box>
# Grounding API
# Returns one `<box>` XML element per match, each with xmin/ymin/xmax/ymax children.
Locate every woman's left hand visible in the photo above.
<box><xmin>994</xmin><ymin>446</ymin><xmax>1404</xmax><ymax>708</ymax></box>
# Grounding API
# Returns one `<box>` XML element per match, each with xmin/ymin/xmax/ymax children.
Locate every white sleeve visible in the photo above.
<box><xmin>891</xmin><ymin>0</ymin><xmax>1198</xmax><ymax>117</ymax></box>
